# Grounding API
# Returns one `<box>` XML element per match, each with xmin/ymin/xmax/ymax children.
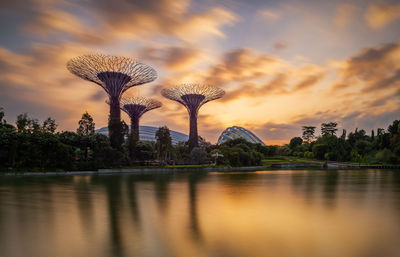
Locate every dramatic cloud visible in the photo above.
<box><xmin>332</xmin><ymin>42</ymin><xmax>400</xmax><ymax>94</ymax></box>
<box><xmin>138</xmin><ymin>45</ymin><xmax>204</xmax><ymax>71</ymax></box>
<box><xmin>204</xmin><ymin>48</ymin><xmax>286</xmax><ymax>85</ymax></box>
<box><xmin>0</xmin><ymin>0</ymin><xmax>237</xmax><ymax>45</ymax></box>
<box><xmin>365</xmin><ymin>2</ymin><xmax>400</xmax><ymax>29</ymax></box>
<box><xmin>74</xmin><ymin>0</ymin><xmax>238</xmax><ymax>42</ymax></box>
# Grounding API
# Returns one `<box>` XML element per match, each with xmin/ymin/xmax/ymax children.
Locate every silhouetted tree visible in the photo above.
<box><xmin>289</xmin><ymin>137</ymin><xmax>303</xmax><ymax>149</ymax></box>
<box><xmin>321</xmin><ymin>122</ymin><xmax>338</xmax><ymax>136</ymax></box>
<box><xmin>302</xmin><ymin>126</ymin><xmax>316</xmax><ymax>143</ymax></box>
<box><xmin>42</xmin><ymin>117</ymin><xmax>57</xmax><ymax>133</ymax></box>
<box><xmin>77</xmin><ymin>112</ymin><xmax>95</xmax><ymax>136</ymax></box>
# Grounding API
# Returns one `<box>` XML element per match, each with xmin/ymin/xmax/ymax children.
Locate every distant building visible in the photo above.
<box><xmin>96</xmin><ymin>125</ymin><xmax>188</xmax><ymax>145</ymax></box>
<box><xmin>217</xmin><ymin>126</ymin><xmax>265</xmax><ymax>145</ymax></box>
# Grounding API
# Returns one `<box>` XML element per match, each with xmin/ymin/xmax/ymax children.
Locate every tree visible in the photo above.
<box><xmin>302</xmin><ymin>126</ymin><xmax>316</xmax><ymax>143</ymax></box>
<box><xmin>190</xmin><ymin>147</ymin><xmax>208</xmax><ymax>164</ymax></box>
<box><xmin>388</xmin><ymin>120</ymin><xmax>400</xmax><ymax>135</ymax></box>
<box><xmin>289</xmin><ymin>137</ymin><xmax>303</xmax><ymax>149</ymax></box>
<box><xmin>77</xmin><ymin>112</ymin><xmax>95</xmax><ymax>162</ymax></box>
<box><xmin>156</xmin><ymin>126</ymin><xmax>172</xmax><ymax>163</ymax></box>
<box><xmin>134</xmin><ymin>141</ymin><xmax>155</xmax><ymax>163</ymax></box>
<box><xmin>77</xmin><ymin>112</ymin><xmax>95</xmax><ymax>136</ymax></box>
<box><xmin>42</xmin><ymin>117</ymin><xmax>57</xmax><ymax>133</ymax></box>
<box><xmin>321</xmin><ymin>122</ymin><xmax>338</xmax><ymax>136</ymax></box>
<box><xmin>0</xmin><ymin>107</ymin><xmax>5</xmax><ymax>125</ymax></box>
<box><xmin>16</xmin><ymin>113</ymin><xmax>40</xmax><ymax>133</ymax></box>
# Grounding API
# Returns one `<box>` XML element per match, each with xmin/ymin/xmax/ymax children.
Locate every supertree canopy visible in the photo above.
<box><xmin>67</xmin><ymin>54</ymin><xmax>157</xmax><ymax>149</ymax></box>
<box><xmin>161</xmin><ymin>84</ymin><xmax>225</xmax><ymax>151</ymax></box>
<box><xmin>120</xmin><ymin>97</ymin><xmax>162</xmax><ymax>142</ymax></box>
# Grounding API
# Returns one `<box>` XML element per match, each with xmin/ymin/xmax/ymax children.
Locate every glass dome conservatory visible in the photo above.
<box><xmin>217</xmin><ymin>126</ymin><xmax>265</xmax><ymax>145</ymax></box>
<box><xmin>96</xmin><ymin>125</ymin><xmax>188</xmax><ymax>145</ymax></box>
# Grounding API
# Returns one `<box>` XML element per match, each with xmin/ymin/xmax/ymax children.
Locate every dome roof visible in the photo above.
<box><xmin>96</xmin><ymin>125</ymin><xmax>188</xmax><ymax>145</ymax></box>
<box><xmin>217</xmin><ymin>126</ymin><xmax>265</xmax><ymax>145</ymax></box>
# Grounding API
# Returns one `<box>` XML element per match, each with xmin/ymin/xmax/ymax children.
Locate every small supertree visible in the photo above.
<box><xmin>67</xmin><ymin>54</ymin><xmax>157</xmax><ymax>149</ymax></box>
<box><xmin>161</xmin><ymin>84</ymin><xmax>225</xmax><ymax>151</ymax></box>
<box><xmin>120</xmin><ymin>97</ymin><xmax>162</xmax><ymax>141</ymax></box>
<box><xmin>118</xmin><ymin>97</ymin><xmax>161</xmax><ymax>161</ymax></box>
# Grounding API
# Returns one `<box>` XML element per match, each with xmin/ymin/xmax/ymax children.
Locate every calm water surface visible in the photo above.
<box><xmin>1</xmin><ymin>170</ymin><xmax>400</xmax><ymax>257</ymax></box>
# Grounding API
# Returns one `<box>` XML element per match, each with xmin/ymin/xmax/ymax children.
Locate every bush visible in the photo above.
<box><xmin>190</xmin><ymin>147</ymin><xmax>208</xmax><ymax>164</ymax></box>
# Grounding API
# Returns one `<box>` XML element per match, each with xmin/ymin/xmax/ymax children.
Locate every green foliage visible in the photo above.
<box><xmin>77</xmin><ymin>112</ymin><xmax>95</xmax><ymax>136</ymax></box>
<box><xmin>190</xmin><ymin>147</ymin><xmax>208</xmax><ymax>164</ymax></box>
<box><xmin>290</xmin><ymin>119</ymin><xmax>400</xmax><ymax>164</ymax></box>
<box><xmin>134</xmin><ymin>141</ymin><xmax>156</xmax><ymax>162</ymax></box>
<box><xmin>216</xmin><ymin>138</ymin><xmax>263</xmax><ymax>167</ymax></box>
<box><xmin>155</xmin><ymin>126</ymin><xmax>172</xmax><ymax>162</ymax></box>
<box><xmin>289</xmin><ymin>137</ymin><xmax>303</xmax><ymax>149</ymax></box>
<box><xmin>375</xmin><ymin>149</ymin><xmax>397</xmax><ymax>164</ymax></box>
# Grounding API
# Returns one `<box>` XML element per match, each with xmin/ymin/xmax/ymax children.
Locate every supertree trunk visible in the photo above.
<box><xmin>188</xmin><ymin>109</ymin><xmax>199</xmax><ymax>151</ymax></box>
<box><xmin>108</xmin><ymin>96</ymin><xmax>124</xmax><ymax>149</ymax></box>
<box><xmin>128</xmin><ymin>116</ymin><xmax>139</xmax><ymax>161</ymax></box>
<box><xmin>130</xmin><ymin>116</ymin><xmax>140</xmax><ymax>142</ymax></box>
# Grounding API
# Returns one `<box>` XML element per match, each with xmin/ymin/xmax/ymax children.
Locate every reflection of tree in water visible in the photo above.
<box><xmin>103</xmin><ymin>175</ymin><xmax>125</xmax><ymax>257</ymax></box>
<box><xmin>188</xmin><ymin>172</ymin><xmax>207</xmax><ymax>243</ymax></box>
<box><xmin>387</xmin><ymin>170</ymin><xmax>400</xmax><ymax>216</ymax></box>
<box><xmin>126</xmin><ymin>175</ymin><xmax>141</xmax><ymax>226</ymax></box>
<box><xmin>322</xmin><ymin>170</ymin><xmax>339</xmax><ymax>207</ymax></box>
<box><xmin>154</xmin><ymin>174</ymin><xmax>172</xmax><ymax>215</ymax></box>
<box><xmin>290</xmin><ymin>170</ymin><xmax>319</xmax><ymax>204</ymax></box>
<box><xmin>74</xmin><ymin>176</ymin><xmax>95</xmax><ymax>234</ymax></box>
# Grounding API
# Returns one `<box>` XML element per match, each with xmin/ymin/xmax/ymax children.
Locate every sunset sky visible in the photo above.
<box><xmin>1</xmin><ymin>0</ymin><xmax>400</xmax><ymax>144</ymax></box>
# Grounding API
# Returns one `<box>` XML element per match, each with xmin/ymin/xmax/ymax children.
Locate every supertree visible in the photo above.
<box><xmin>120</xmin><ymin>97</ymin><xmax>162</xmax><ymax>142</ymax></box>
<box><xmin>67</xmin><ymin>54</ymin><xmax>157</xmax><ymax>149</ymax></box>
<box><xmin>161</xmin><ymin>84</ymin><xmax>225</xmax><ymax>151</ymax></box>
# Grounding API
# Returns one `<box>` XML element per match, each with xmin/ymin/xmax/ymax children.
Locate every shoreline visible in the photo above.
<box><xmin>1</xmin><ymin>163</ymin><xmax>398</xmax><ymax>177</ymax></box>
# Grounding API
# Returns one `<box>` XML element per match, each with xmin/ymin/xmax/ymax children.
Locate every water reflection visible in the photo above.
<box><xmin>0</xmin><ymin>170</ymin><xmax>400</xmax><ymax>257</ymax></box>
<box><xmin>126</xmin><ymin>175</ymin><xmax>141</xmax><ymax>226</ymax></box>
<box><xmin>188</xmin><ymin>173</ymin><xmax>206</xmax><ymax>243</ymax></box>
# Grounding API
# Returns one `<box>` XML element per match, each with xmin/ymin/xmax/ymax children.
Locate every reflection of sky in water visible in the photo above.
<box><xmin>0</xmin><ymin>170</ymin><xmax>399</xmax><ymax>257</ymax></box>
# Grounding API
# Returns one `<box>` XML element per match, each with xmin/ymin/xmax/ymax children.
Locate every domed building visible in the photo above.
<box><xmin>217</xmin><ymin>126</ymin><xmax>265</xmax><ymax>145</ymax></box>
<box><xmin>96</xmin><ymin>125</ymin><xmax>188</xmax><ymax>145</ymax></box>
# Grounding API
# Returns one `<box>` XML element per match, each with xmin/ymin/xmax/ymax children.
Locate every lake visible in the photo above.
<box><xmin>0</xmin><ymin>170</ymin><xmax>399</xmax><ymax>257</ymax></box>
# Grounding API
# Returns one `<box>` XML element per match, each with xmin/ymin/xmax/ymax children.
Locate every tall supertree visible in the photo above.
<box><xmin>67</xmin><ymin>54</ymin><xmax>157</xmax><ymax>149</ymax></box>
<box><xmin>161</xmin><ymin>84</ymin><xmax>225</xmax><ymax>151</ymax></box>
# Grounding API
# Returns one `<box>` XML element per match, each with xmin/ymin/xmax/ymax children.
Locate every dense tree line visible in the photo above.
<box><xmin>0</xmin><ymin>107</ymin><xmax>277</xmax><ymax>170</ymax></box>
<box><xmin>0</xmin><ymin>109</ymin><xmax>125</xmax><ymax>171</ymax></box>
<box><xmin>286</xmin><ymin>120</ymin><xmax>400</xmax><ymax>164</ymax></box>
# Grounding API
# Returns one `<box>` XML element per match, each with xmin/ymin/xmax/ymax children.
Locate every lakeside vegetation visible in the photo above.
<box><xmin>284</xmin><ymin>121</ymin><xmax>400</xmax><ymax>165</ymax></box>
<box><xmin>1</xmin><ymin>107</ymin><xmax>399</xmax><ymax>172</ymax></box>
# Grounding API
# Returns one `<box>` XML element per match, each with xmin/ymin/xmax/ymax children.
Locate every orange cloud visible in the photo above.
<box><xmin>138</xmin><ymin>45</ymin><xmax>204</xmax><ymax>71</ymax></box>
<box><xmin>365</xmin><ymin>2</ymin><xmax>400</xmax><ymax>29</ymax></box>
<box><xmin>332</xmin><ymin>42</ymin><xmax>400</xmax><ymax>93</ymax></box>
<box><xmin>4</xmin><ymin>0</ymin><xmax>237</xmax><ymax>45</ymax></box>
